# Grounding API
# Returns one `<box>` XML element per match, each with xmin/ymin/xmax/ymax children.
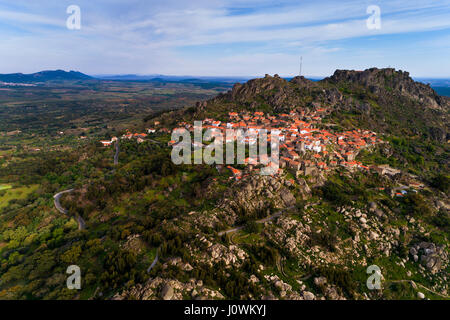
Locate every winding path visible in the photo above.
<box><xmin>218</xmin><ymin>206</ymin><xmax>295</xmax><ymax>236</ymax></box>
<box><xmin>387</xmin><ymin>279</ymin><xmax>450</xmax><ymax>299</ymax></box>
<box><xmin>51</xmin><ymin>139</ymin><xmax>165</xmax><ymax>276</ymax></box>
<box><xmin>53</xmin><ymin>189</ymin><xmax>86</xmax><ymax>230</ymax></box>
<box><xmin>54</xmin><ymin>138</ymin><xmax>168</xmax><ymax>273</ymax></box>
<box><xmin>53</xmin><ymin>189</ymin><xmax>74</xmax><ymax>214</ymax></box>
<box><xmin>148</xmin><ymin>138</ymin><xmax>164</xmax><ymax>145</ymax></box>
<box><xmin>53</xmin><ymin>139</ymin><xmax>120</xmax><ymax>230</ymax></box>
<box><xmin>147</xmin><ymin>253</ymin><xmax>159</xmax><ymax>273</ymax></box>
<box><xmin>276</xmin><ymin>255</ymin><xmax>288</xmax><ymax>278</ymax></box>
<box><xmin>114</xmin><ymin>141</ymin><xmax>119</xmax><ymax>165</ymax></box>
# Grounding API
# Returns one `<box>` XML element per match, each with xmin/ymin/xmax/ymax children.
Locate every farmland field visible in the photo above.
<box><xmin>0</xmin><ymin>185</ymin><xmax>38</xmax><ymax>209</ymax></box>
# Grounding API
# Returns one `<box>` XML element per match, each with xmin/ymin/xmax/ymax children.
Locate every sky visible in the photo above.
<box><xmin>0</xmin><ymin>0</ymin><xmax>449</xmax><ymax>77</ymax></box>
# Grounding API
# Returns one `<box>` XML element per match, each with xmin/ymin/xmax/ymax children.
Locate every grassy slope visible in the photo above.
<box><xmin>0</xmin><ymin>185</ymin><xmax>38</xmax><ymax>209</ymax></box>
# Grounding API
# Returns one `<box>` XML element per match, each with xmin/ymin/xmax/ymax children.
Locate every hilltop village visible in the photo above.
<box><xmin>100</xmin><ymin>107</ymin><xmax>393</xmax><ymax>179</ymax></box>
<box><xmin>170</xmin><ymin>107</ymin><xmax>386</xmax><ymax>180</ymax></box>
<box><xmin>98</xmin><ymin>107</ymin><xmax>425</xmax><ymax>196</ymax></box>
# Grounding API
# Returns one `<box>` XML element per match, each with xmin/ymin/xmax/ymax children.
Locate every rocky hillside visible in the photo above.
<box><xmin>207</xmin><ymin>68</ymin><xmax>447</xmax><ymax>139</ymax></box>
<box><xmin>155</xmin><ymin>68</ymin><xmax>449</xmax><ymax>178</ymax></box>
<box><xmin>322</xmin><ymin>68</ymin><xmax>449</xmax><ymax>141</ymax></box>
<box><xmin>115</xmin><ymin>68</ymin><xmax>450</xmax><ymax>301</ymax></box>
<box><xmin>114</xmin><ymin>171</ymin><xmax>449</xmax><ymax>301</ymax></box>
<box><xmin>1</xmin><ymin>68</ymin><xmax>448</xmax><ymax>301</ymax></box>
<box><xmin>160</xmin><ymin>68</ymin><xmax>448</xmax><ymax>140</ymax></box>
<box><xmin>326</xmin><ymin>68</ymin><xmax>448</xmax><ymax>110</ymax></box>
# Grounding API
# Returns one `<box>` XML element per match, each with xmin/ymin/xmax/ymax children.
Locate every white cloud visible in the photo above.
<box><xmin>0</xmin><ymin>0</ymin><xmax>449</xmax><ymax>76</ymax></box>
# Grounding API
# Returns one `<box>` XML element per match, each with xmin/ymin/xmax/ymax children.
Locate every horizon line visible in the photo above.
<box><xmin>1</xmin><ymin>69</ymin><xmax>450</xmax><ymax>80</ymax></box>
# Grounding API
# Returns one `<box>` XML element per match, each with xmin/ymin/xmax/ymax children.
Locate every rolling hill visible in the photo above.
<box><xmin>0</xmin><ymin>70</ymin><xmax>92</xmax><ymax>83</ymax></box>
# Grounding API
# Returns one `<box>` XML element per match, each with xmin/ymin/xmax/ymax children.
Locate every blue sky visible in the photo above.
<box><xmin>0</xmin><ymin>0</ymin><xmax>449</xmax><ymax>77</ymax></box>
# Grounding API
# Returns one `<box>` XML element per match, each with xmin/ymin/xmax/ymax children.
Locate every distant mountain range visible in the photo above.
<box><xmin>1</xmin><ymin>70</ymin><xmax>449</xmax><ymax>96</ymax></box>
<box><xmin>0</xmin><ymin>71</ymin><xmax>252</xmax><ymax>85</ymax></box>
<box><xmin>0</xmin><ymin>70</ymin><xmax>92</xmax><ymax>83</ymax></box>
<box><xmin>94</xmin><ymin>74</ymin><xmax>254</xmax><ymax>83</ymax></box>
<box><xmin>414</xmin><ymin>78</ymin><xmax>450</xmax><ymax>96</ymax></box>
<box><xmin>93</xmin><ymin>73</ymin><xmax>450</xmax><ymax>96</ymax></box>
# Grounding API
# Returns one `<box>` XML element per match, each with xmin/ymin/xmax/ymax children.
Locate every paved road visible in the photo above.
<box><xmin>147</xmin><ymin>253</ymin><xmax>159</xmax><ymax>273</ymax></box>
<box><xmin>76</xmin><ymin>215</ymin><xmax>86</xmax><ymax>230</ymax></box>
<box><xmin>276</xmin><ymin>255</ymin><xmax>287</xmax><ymax>277</ymax></box>
<box><xmin>148</xmin><ymin>138</ymin><xmax>164</xmax><ymax>145</ymax></box>
<box><xmin>53</xmin><ymin>189</ymin><xmax>86</xmax><ymax>230</ymax></box>
<box><xmin>218</xmin><ymin>206</ymin><xmax>295</xmax><ymax>236</ymax></box>
<box><xmin>53</xmin><ymin>189</ymin><xmax>74</xmax><ymax>214</ymax></box>
<box><xmin>114</xmin><ymin>141</ymin><xmax>119</xmax><ymax>165</ymax></box>
<box><xmin>218</xmin><ymin>225</ymin><xmax>245</xmax><ymax>236</ymax></box>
